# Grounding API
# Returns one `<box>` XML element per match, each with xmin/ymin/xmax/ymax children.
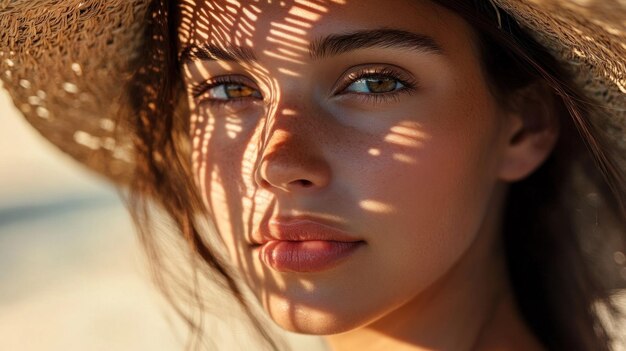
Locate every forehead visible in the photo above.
<box><xmin>176</xmin><ymin>0</ymin><xmax>475</xmax><ymax>57</ymax></box>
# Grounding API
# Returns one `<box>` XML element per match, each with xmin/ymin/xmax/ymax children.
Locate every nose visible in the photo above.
<box><xmin>254</xmin><ymin>125</ymin><xmax>331</xmax><ymax>193</ymax></box>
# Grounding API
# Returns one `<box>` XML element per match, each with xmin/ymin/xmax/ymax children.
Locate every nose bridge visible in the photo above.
<box><xmin>254</xmin><ymin>104</ymin><xmax>331</xmax><ymax>192</ymax></box>
<box><xmin>262</xmin><ymin>105</ymin><xmax>313</xmax><ymax>153</ymax></box>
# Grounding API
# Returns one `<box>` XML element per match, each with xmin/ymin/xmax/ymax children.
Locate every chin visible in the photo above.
<box><xmin>261</xmin><ymin>295</ymin><xmax>370</xmax><ymax>335</ymax></box>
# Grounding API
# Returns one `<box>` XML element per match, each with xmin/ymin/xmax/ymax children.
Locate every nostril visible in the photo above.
<box><xmin>259</xmin><ymin>179</ymin><xmax>272</xmax><ymax>188</ymax></box>
<box><xmin>297</xmin><ymin>179</ymin><xmax>313</xmax><ymax>188</ymax></box>
<box><xmin>257</xmin><ymin>178</ymin><xmax>313</xmax><ymax>189</ymax></box>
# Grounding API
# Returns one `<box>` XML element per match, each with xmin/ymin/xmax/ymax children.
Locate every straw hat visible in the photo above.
<box><xmin>0</xmin><ymin>0</ymin><xmax>625</xmax><ymax>185</ymax></box>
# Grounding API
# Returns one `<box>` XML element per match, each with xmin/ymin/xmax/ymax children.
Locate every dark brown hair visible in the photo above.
<box><xmin>122</xmin><ymin>0</ymin><xmax>626</xmax><ymax>350</ymax></box>
<box><xmin>431</xmin><ymin>2</ymin><xmax>626</xmax><ymax>350</ymax></box>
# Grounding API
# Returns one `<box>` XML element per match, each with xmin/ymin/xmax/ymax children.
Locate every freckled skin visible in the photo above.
<box><xmin>178</xmin><ymin>1</ymin><xmax>554</xmax><ymax>350</ymax></box>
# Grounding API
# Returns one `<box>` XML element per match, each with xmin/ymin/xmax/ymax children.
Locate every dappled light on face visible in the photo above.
<box><xmin>368</xmin><ymin>148</ymin><xmax>381</xmax><ymax>156</ymax></box>
<box><xmin>191</xmin><ymin>115</ymin><xmax>215</xmax><ymax>196</ymax></box>
<box><xmin>383</xmin><ymin>122</ymin><xmax>429</xmax><ymax>165</ymax></box>
<box><xmin>383</xmin><ymin>121</ymin><xmax>429</xmax><ymax>149</ymax></box>
<box><xmin>281</xmin><ymin>108</ymin><xmax>297</xmax><ymax>115</ymax></box>
<box><xmin>263</xmin><ymin>49</ymin><xmax>303</xmax><ymax>64</ymax></box>
<box><xmin>225</xmin><ymin>115</ymin><xmax>243</xmax><ymax>138</ymax></box>
<box><xmin>257</xmin><ymin>1</ymin><xmax>336</xmax><ymax>78</ymax></box>
<box><xmin>276</xmin><ymin>46</ymin><xmax>302</xmax><ymax>58</ymax></box>
<box><xmin>177</xmin><ymin>0</ymin><xmax>448</xmax><ymax>335</ymax></box>
<box><xmin>392</xmin><ymin>153</ymin><xmax>417</xmax><ymax>164</ymax></box>
<box><xmin>277</xmin><ymin>67</ymin><xmax>300</xmax><ymax>77</ymax></box>
<box><xmin>359</xmin><ymin>199</ymin><xmax>396</xmax><ymax>214</ymax></box>
<box><xmin>182</xmin><ymin>0</ymin><xmax>361</xmax><ymax>293</ymax></box>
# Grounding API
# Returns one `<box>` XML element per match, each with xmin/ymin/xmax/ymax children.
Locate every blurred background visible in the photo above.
<box><xmin>0</xmin><ymin>84</ymin><xmax>188</xmax><ymax>350</ymax></box>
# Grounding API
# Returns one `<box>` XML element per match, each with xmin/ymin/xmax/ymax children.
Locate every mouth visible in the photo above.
<box><xmin>250</xmin><ymin>217</ymin><xmax>365</xmax><ymax>273</ymax></box>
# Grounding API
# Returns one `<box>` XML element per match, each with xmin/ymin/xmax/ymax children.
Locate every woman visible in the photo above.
<box><xmin>2</xmin><ymin>0</ymin><xmax>625</xmax><ymax>350</ymax></box>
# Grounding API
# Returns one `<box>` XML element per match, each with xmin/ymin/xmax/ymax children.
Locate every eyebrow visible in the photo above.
<box><xmin>309</xmin><ymin>28</ymin><xmax>443</xmax><ymax>59</ymax></box>
<box><xmin>180</xmin><ymin>28</ymin><xmax>443</xmax><ymax>64</ymax></box>
<box><xmin>180</xmin><ymin>43</ymin><xmax>257</xmax><ymax>64</ymax></box>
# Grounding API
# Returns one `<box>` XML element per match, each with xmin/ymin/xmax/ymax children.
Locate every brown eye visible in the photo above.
<box><xmin>344</xmin><ymin>76</ymin><xmax>405</xmax><ymax>94</ymax></box>
<box><xmin>207</xmin><ymin>83</ymin><xmax>262</xmax><ymax>100</ymax></box>
<box><xmin>224</xmin><ymin>84</ymin><xmax>259</xmax><ymax>98</ymax></box>
<box><xmin>365</xmin><ymin>77</ymin><xmax>398</xmax><ymax>93</ymax></box>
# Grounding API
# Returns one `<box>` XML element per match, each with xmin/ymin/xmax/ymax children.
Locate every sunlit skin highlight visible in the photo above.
<box><xmin>178</xmin><ymin>1</ymin><xmax>559</xmax><ymax>350</ymax></box>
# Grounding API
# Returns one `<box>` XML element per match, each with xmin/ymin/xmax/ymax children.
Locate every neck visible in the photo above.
<box><xmin>324</xmin><ymin>188</ymin><xmax>544</xmax><ymax>351</ymax></box>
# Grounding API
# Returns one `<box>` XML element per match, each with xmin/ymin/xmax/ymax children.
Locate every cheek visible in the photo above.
<box><xmin>190</xmin><ymin>110</ymin><xmax>268</xmax><ymax>260</ymax></box>
<box><xmin>350</xmin><ymin>97</ymin><xmax>503</xmax><ymax>295</ymax></box>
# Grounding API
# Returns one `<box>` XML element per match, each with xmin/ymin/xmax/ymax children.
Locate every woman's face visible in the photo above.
<box><xmin>178</xmin><ymin>0</ymin><xmax>517</xmax><ymax>334</ymax></box>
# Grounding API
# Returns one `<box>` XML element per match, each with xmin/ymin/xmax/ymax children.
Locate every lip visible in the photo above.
<box><xmin>252</xmin><ymin>217</ymin><xmax>365</xmax><ymax>273</ymax></box>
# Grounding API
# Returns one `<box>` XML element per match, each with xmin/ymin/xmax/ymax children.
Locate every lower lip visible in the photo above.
<box><xmin>256</xmin><ymin>240</ymin><xmax>364</xmax><ymax>273</ymax></box>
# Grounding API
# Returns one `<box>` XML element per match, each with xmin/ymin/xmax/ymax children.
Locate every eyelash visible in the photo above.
<box><xmin>190</xmin><ymin>76</ymin><xmax>256</xmax><ymax>100</ymax></box>
<box><xmin>190</xmin><ymin>66</ymin><xmax>418</xmax><ymax>106</ymax></box>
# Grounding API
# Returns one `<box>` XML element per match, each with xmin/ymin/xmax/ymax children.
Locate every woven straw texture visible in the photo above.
<box><xmin>0</xmin><ymin>0</ymin><xmax>150</xmax><ymax>182</ymax></box>
<box><xmin>0</xmin><ymin>0</ymin><xmax>625</xmax><ymax>183</ymax></box>
<box><xmin>494</xmin><ymin>0</ymin><xmax>626</xmax><ymax>164</ymax></box>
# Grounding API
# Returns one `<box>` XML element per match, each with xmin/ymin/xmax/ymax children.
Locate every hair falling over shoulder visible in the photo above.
<box><xmin>119</xmin><ymin>0</ymin><xmax>626</xmax><ymax>350</ymax></box>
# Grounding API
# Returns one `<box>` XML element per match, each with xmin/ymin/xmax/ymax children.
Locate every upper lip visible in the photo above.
<box><xmin>251</xmin><ymin>216</ymin><xmax>362</xmax><ymax>245</ymax></box>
